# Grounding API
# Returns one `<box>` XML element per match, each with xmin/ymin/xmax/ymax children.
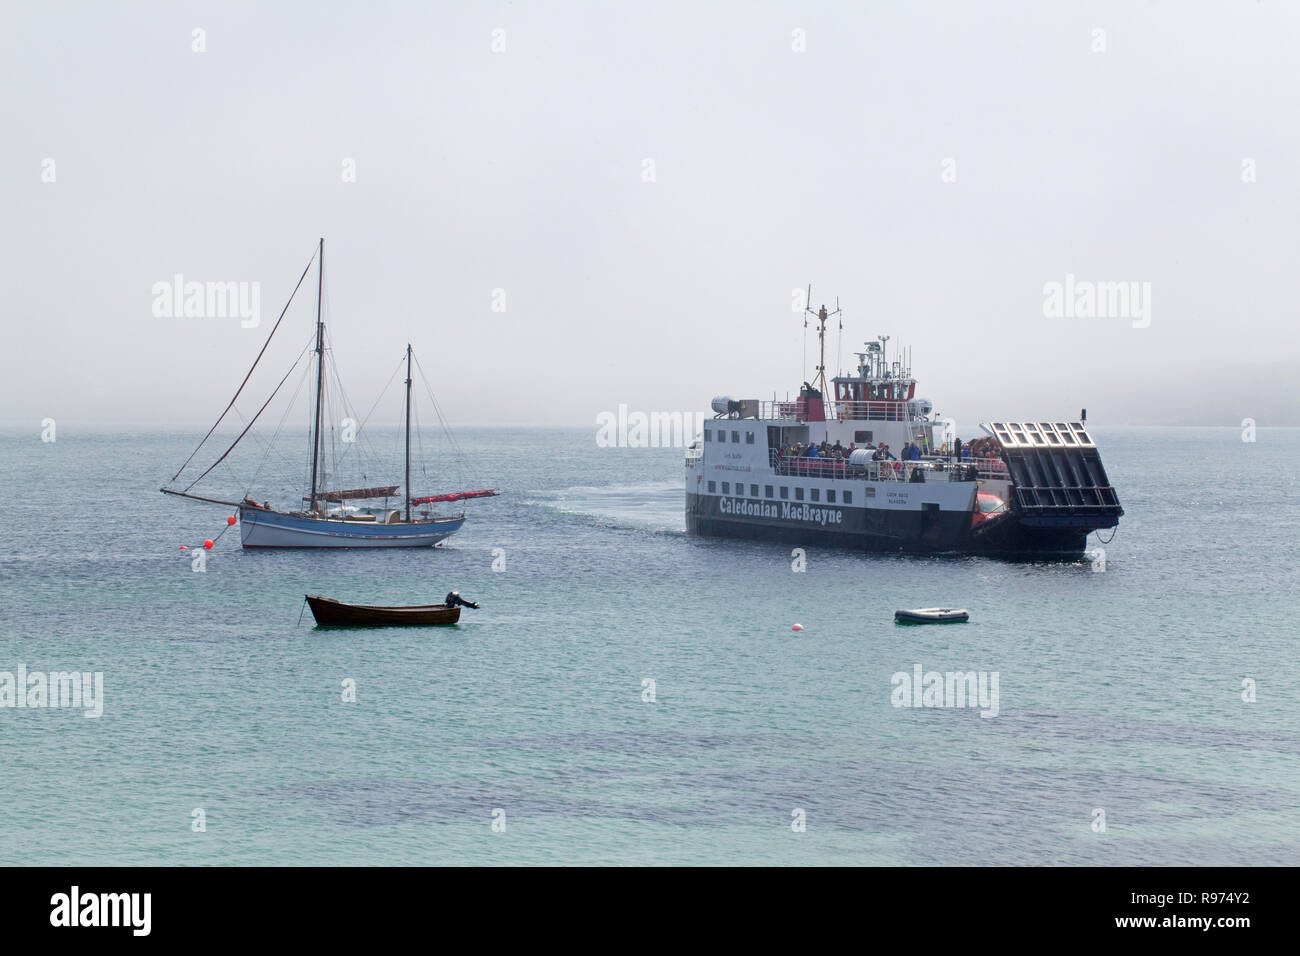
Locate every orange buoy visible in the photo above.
<box><xmin>227</xmin><ymin>515</ymin><xmax>237</xmax><ymax>526</ymax></box>
<box><xmin>203</xmin><ymin>539</ymin><xmax>214</xmax><ymax>549</ymax></box>
<box><xmin>179</xmin><ymin>545</ymin><xmax>188</xmax><ymax>550</ymax></box>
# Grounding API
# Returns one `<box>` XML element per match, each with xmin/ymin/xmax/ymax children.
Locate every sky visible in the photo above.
<box><xmin>3</xmin><ymin>0</ymin><xmax>1298</xmax><ymax>430</ymax></box>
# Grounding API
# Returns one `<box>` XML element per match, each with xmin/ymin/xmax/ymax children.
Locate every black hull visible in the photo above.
<box><xmin>685</xmin><ymin>493</ymin><xmax>1096</xmax><ymax>556</ymax></box>
<box><xmin>686</xmin><ymin>491</ymin><xmax>970</xmax><ymax>553</ymax></box>
<box><xmin>967</xmin><ymin>515</ymin><xmax>1092</xmax><ymax>555</ymax></box>
<box><xmin>305</xmin><ymin>595</ymin><xmax>461</xmax><ymax>626</ymax></box>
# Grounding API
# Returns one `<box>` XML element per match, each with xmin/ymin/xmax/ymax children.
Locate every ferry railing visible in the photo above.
<box><xmin>737</xmin><ymin>401</ymin><xmax>923</xmax><ymax>422</ymax></box>
<box><xmin>754</xmin><ymin>401</ymin><xmax>799</xmax><ymax>421</ymax></box>
<box><xmin>827</xmin><ymin>401</ymin><xmax>916</xmax><ymax>421</ymax></box>
<box><xmin>768</xmin><ymin>453</ymin><xmax>985</xmax><ymax>483</ymax></box>
<box><xmin>966</xmin><ymin>456</ymin><xmax>1010</xmax><ymax>479</ymax></box>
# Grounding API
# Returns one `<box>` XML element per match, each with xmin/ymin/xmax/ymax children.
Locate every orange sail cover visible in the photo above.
<box><xmin>410</xmin><ymin>490</ymin><xmax>499</xmax><ymax>506</ymax></box>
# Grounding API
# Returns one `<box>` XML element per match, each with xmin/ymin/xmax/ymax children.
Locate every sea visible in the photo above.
<box><xmin>0</xmin><ymin>425</ymin><xmax>1297</xmax><ymax>865</ymax></box>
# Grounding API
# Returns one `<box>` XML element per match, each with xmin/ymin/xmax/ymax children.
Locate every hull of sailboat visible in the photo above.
<box><xmin>239</xmin><ymin>507</ymin><xmax>464</xmax><ymax>548</ymax></box>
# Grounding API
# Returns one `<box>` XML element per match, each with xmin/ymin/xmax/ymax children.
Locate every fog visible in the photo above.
<box><xmin>3</xmin><ymin>1</ymin><xmax>1297</xmax><ymax>431</ymax></box>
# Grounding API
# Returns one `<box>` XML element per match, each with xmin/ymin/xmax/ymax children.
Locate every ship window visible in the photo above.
<box><xmin>704</xmin><ymin>429</ymin><xmax>712</xmax><ymax>441</ymax></box>
<box><xmin>843</xmin><ymin>491</ymin><xmax>852</xmax><ymax>504</ymax></box>
<box><xmin>708</xmin><ymin>481</ymin><xmax>716</xmax><ymax>493</ymax></box>
<box><xmin>865</xmin><ymin>487</ymin><xmax>875</xmax><ymax>498</ymax></box>
<box><xmin>855</xmin><ymin>430</ymin><xmax>872</xmax><ymax>443</ymax></box>
<box><xmin>827</xmin><ymin>489</ymin><xmax>836</xmax><ymax>503</ymax></box>
<box><xmin>795</xmin><ymin>487</ymin><xmax>805</xmax><ymax>501</ymax></box>
<box><xmin>718</xmin><ymin>431</ymin><xmax>726</xmax><ymax>442</ymax></box>
<box><xmin>731</xmin><ymin>431</ymin><xmax>740</xmax><ymax>443</ymax></box>
<box><xmin>780</xmin><ymin>486</ymin><xmax>789</xmax><ymax>500</ymax></box>
<box><xmin>722</xmin><ymin>482</ymin><xmax>730</xmax><ymax>494</ymax></box>
<box><xmin>745</xmin><ymin>432</ymin><xmax>754</xmax><ymax>444</ymax></box>
<box><xmin>765</xmin><ymin>485</ymin><xmax>773</xmax><ymax>498</ymax></box>
<box><xmin>750</xmin><ymin>484</ymin><xmax>758</xmax><ymax>497</ymax></box>
<box><xmin>810</xmin><ymin>488</ymin><xmax>820</xmax><ymax>502</ymax></box>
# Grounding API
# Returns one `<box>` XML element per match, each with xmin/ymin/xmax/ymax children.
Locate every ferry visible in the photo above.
<box><xmin>685</xmin><ymin>301</ymin><xmax>1123</xmax><ymax>555</ymax></box>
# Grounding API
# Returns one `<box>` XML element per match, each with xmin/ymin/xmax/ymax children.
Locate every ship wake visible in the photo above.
<box><xmin>527</xmin><ymin>481</ymin><xmax>686</xmax><ymax>534</ymax></box>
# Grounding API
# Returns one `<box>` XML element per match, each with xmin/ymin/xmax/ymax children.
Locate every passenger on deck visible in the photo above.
<box><xmin>831</xmin><ymin>439</ymin><xmax>844</xmax><ymax>458</ymax></box>
<box><xmin>961</xmin><ymin>445</ymin><xmax>972</xmax><ymax>459</ymax></box>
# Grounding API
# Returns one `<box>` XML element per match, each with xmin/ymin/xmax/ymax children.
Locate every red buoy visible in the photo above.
<box><xmin>227</xmin><ymin>515</ymin><xmax>237</xmax><ymax>526</ymax></box>
<box><xmin>179</xmin><ymin>545</ymin><xmax>188</xmax><ymax>550</ymax></box>
<box><xmin>203</xmin><ymin>539</ymin><xmax>214</xmax><ymax>549</ymax></box>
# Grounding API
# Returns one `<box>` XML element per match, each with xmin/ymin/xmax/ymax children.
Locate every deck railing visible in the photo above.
<box><xmin>768</xmin><ymin>452</ymin><xmax>990</xmax><ymax>483</ymax></box>
<box><xmin>827</xmin><ymin>401</ymin><xmax>916</xmax><ymax>421</ymax></box>
<box><xmin>729</xmin><ymin>400</ymin><xmax>926</xmax><ymax>423</ymax></box>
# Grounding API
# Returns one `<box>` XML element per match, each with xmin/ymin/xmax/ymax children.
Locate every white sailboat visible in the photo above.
<box><xmin>162</xmin><ymin>238</ymin><xmax>496</xmax><ymax>548</ymax></box>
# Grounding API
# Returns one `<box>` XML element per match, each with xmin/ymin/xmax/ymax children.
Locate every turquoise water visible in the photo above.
<box><xmin>1</xmin><ymin>426</ymin><xmax>1297</xmax><ymax>865</ymax></box>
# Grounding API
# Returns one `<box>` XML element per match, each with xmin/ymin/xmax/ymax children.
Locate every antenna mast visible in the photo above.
<box><xmin>804</xmin><ymin>288</ymin><xmax>842</xmax><ymax>395</ymax></box>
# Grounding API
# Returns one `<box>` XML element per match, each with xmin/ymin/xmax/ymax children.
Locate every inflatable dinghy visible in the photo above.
<box><xmin>894</xmin><ymin>607</ymin><xmax>969</xmax><ymax>624</ymax></box>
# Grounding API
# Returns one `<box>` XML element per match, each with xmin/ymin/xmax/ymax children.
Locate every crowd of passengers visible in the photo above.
<box><xmin>775</xmin><ymin>439</ymin><xmax>967</xmax><ymax>462</ymax></box>
<box><xmin>771</xmin><ymin>438</ymin><xmax>981</xmax><ymax>480</ymax></box>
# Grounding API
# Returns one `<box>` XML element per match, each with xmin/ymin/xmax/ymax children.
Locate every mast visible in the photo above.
<box><xmin>815</xmin><ymin>305</ymin><xmax>828</xmax><ymax>394</ymax></box>
<box><xmin>404</xmin><ymin>343</ymin><xmax>412</xmax><ymax>523</ymax></box>
<box><xmin>308</xmin><ymin>237</ymin><xmax>325</xmax><ymax>514</ymax></box>
<box><xmin>804</xmin><ymin>291</ymin><xmax>841</xmax><ymax>396</ymax></box>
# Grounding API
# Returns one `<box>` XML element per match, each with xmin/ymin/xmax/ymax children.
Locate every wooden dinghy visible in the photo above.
<box><xmin>894</xmin><ymin>607</ymin><xmax>970</xmax><ymax>625</ymax></box>
<box><xmin>306</xmin><ymin>591</ymin><xmax>479</xmax><ymax>627</ymax></box>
